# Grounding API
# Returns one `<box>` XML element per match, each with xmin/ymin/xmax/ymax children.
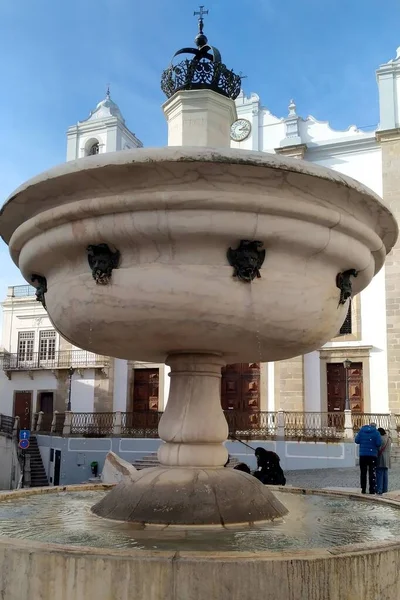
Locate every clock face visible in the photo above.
<box><xmin>230</xmin><ymin>119</ymin><xmax>252</xmax><ymax>142</ymax></box>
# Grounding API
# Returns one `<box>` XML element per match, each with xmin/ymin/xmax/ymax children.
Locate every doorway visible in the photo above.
<box><xmin>133</xmin><ymin>369</ymin><xmax>159</xmax><ymax>411</ymax></box>
<box><xmin>14</xmin><ymin>391</ymin><xmax>32</xmax><ymax>430</ymax></box>
<box><xmin>327</xmin><ymin>362</ymin><xmax>364</xmax><ymax>413</ymax></box>
<box><xmin>54</xmin><ymin>450</ymin><xmax>61</xmax><ymax>486</ymax></box>
<box><xmin>38</xmin><ymin>391</ymin><xmax>54</xmax><ymax>414</ymax></box>
<box><xmin>221</xmin><ymin>363</ymin><xmax>261</xmax><ymax>411</ymax></box>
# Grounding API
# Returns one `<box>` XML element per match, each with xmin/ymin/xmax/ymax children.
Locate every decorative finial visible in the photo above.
<box><xmin>106</xmin><ymin>84</ymin><xmax>111</xmax><ymax>99</ymax></box>
<box><xmin>288</xmin><ymin>99</ymin><xmax>297</xmax><ymax>116</ymax></box>
<box><xmin>194</xmin><ymin>5</ymin><xmax>208</xmax><ymax>47</ymax></box>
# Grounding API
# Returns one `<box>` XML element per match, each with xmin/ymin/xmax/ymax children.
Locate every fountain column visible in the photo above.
<box><xmin>158</xmin><ymin>353</ymin><xmax>228</xmax><ymax>467</ymax></box>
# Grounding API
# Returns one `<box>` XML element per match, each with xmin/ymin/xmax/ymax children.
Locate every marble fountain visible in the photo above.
<box><xmin>0</xmin><ymin>16</ymin><xmax>399</xmax><ymax>600</ymax></box>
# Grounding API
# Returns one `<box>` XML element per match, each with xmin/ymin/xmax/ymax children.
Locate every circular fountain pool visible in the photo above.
<box><xmin>1</xmin><ymin>485</ymin><xmax>400</xmax><ymax>600</ymax></box>
<box><xmin>1</xmin><ymin>488</ymin><xmax>400</xmax><ymax>552</ymax></box>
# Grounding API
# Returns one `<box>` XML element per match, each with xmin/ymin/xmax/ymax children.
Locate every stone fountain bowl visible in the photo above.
<box><xmin>1</xmin><ymin>485</ymin><xmax>400</xmax><ymax>600</ymax></box>
<box><xmin>0</xmin><ymin>147</ymin><xmax>397</xmax><ymax>364</ymax></box>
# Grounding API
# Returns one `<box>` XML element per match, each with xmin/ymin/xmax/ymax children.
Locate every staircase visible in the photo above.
<box><xmin>132</xmin><ymin>453</ymin><xmax>242</xmax><ymax>470</ymax></box>
<box><xmin>26</xmin><ymin>435</ymin><xmax>48</xmax><ymax>487</ymax></box>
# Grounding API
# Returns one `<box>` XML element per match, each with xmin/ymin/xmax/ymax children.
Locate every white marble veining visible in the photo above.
<box><xmin>0</xmin><ymin>147</ymin><xmax>397</xmax><ymax>364</ymax></box>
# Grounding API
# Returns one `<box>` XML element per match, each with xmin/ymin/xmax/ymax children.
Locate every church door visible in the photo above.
<box><xmin>132</xmin><ymin>368</ymin><xmax>160</xmax><ymax>431</ymax></box>
<box><xmin>133</xmin><ymin>369</ymin><xmax>159</xmax><ymax>411</ymax></box>
<box><xmin>327</xmin><ymin>362</ymin><xmax>364</xmax><ymax>413</ymax></box>
<box><xmin>221</xmin><ymin>363</ymin><xmax>260</xmax><ymax>430</ymax></box>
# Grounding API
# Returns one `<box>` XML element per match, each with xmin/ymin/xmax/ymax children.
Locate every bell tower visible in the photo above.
<box><xmin>66</xmin><ymin>88</ymin><xmax>143</xmax><ymax>161</ymax></box>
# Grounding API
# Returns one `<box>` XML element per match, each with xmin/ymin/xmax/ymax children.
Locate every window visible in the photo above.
<box><xmin>39</xmin><ymin>330</ymin><xmax>56</xmax><ymax>362</ymax></box>
<box><xmin>18</xmin><ymin>332</ymin><xmax>34</xmax><ymax>362</ymax></box>
<box><xmin>339</xmin><ymin>301</ymin><xmax>352</xmax><ymax>335</ymax></box>
<box><xmin>88</xmin><ymin>142</ymin><xmax>99</xmax><ymax>156</ymax></box>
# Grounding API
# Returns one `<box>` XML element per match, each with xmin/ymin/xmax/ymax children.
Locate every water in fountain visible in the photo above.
<box><xmin>1</xmin><ymin>490</ymin><xmax>400</xmax><ymax>551</ymax></box>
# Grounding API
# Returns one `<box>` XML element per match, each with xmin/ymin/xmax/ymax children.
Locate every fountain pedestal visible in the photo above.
<box><xmin>92</xmin><ymin>352</ymin><xmax>288</xmax><ymax>525</ymax></box>
<box><xmin>158</xmin><ymin>353</ymin><xmax>228</xmax><ymax>468</ymax></box>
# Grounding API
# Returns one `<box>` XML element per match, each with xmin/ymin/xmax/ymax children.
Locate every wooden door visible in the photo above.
<box><xmin>221</xmin><ymin>363</ymin><xmax>260</xmax><ymax>411</ymax></box>
<box><xmin>327</xmin><ymin>362</ymin><xmax>363</xmax><ymax>413</ymax></box>
<box><xmin>221</xmin><ymin>363</ymin><xmax>261</xmax><ymax>432</ymax></box>
<box><xmin>133</xmin><ymin>369</ymin><xmax>159</xmax><ymax>411</ymax></box>
<box><xmin>14</xmin><ymin>391</ymin><xmax>32</xmax><ymax>430</ymax></box>
<box><xmin>348</xmin><ymin>363</ymin><xmax>363</xmax><ymax>412</ymax></box>
<box><xmin>39</xmin><ymin>392</ymin><xmax>53</xmax><ymax>414</ymax></box>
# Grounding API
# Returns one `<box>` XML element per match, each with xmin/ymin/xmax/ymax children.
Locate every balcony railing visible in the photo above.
<box><xmin>284</xmin><ymin>411</ymin><xmax>345</xmax><ymax>440</ymax></box>
<box><xmin>30</xmin><ymin>410</ymin><xmax>400</xmax><ymax>442</ymax></box>
<box><xmin>225</xmin><ymin>410</ymin><xmax>277</xmax><ymax>438</ymax></box>
<box><xmin>121</xmin><ymin>411</ymin><xmax>163</xmax><ymax>438</ymax></box>
<box><xmin>0</xmin><ymin>415</ymin><xmax>15</xmax><ymax>436</ymax></box>
<box><xmin>1</xmin><ymin>350</ymin><xmax>109</xmax><ymax>372</ymax></box>
<box><xmin>9</xmin><ymin>285</ymin><xmax>37</xmax><ymax>298</ymax></box>
<box><xmin>70</xmin><ymin>412</ymin><xmax>115</xmax><ymax>436</ymax></box>
<box><xmin>352</xmin><ymin>413</ymin><xmax>391</xmax><ymax>432</ymax></box>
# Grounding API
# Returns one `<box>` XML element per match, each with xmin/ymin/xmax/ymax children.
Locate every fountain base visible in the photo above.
<box><xmin>91</xmin><ymin>467</ymin><xmax>288</xmax><ymax>525</ymax></box>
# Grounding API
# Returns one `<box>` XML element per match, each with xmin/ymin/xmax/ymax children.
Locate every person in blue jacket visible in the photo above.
<box><xmin>355</xmin><ymin>423</ymin><xmax>382</xmax><ymax>494</ymax></box>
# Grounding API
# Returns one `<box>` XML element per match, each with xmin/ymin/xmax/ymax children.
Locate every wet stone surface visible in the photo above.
<box><xmin>285</xmin><ymin>466</ymin><xmax>400</xmax><ymax>492</ymax></box>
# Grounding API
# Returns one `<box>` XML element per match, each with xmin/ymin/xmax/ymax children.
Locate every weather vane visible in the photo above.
<box><xmin>194</xmin><ymin>5</ymin><xmax>208</xmax><ymax>34</ymax></box>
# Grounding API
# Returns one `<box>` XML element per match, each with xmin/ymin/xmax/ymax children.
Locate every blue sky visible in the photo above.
<box><xmin>0</xmin><ymin>0</ymin><xmax>399</xmax><ymax>307</ymax></box>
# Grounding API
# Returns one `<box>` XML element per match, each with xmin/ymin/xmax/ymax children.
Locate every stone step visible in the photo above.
<box><xmin>132</xmin><ymin>453</ymin><xmax>243</xmax><ymax>470</ymax></box>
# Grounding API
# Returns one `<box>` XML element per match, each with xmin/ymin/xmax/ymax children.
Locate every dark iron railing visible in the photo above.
<box><xmin>70</xmin><ymin>412</ymin><xmax>114</xmax><ymax>437</ymax></box>
<box><xmin>0</xmin><ymin>414</ymin><xmax>15</xmax><ymax>436</ymax></box>
<box><xmin>352</xmin><ymin>413</ymin><xmax>391</xmax><ymax>432</ymax></box>
<box><xmin>121</xmin><ymin>411</ymin><xmax>163</xmax><ymax>438</ymax></box>
<box><xmin>1</xmin><ymin>350</ymin><xmax>109</xmax><ymax>371</ymax></box>
<box><xmin>284</xmin><ymin>412</ymin><xmax>345</xmax><ymax>440</ymax></box>
<box><xmin>225</xmin><ymin>410</ymin><xmax>277</xmax><ymax>439</ymax></box>
<box><xmin>30</xmin><ymin>410</ymin><xmax>400</xmax><ymax>441</ymax></box>
<box><xmin>54</xmin><ymin>413</ymin><xmax>65</xmax><ymax>435</ymax></box>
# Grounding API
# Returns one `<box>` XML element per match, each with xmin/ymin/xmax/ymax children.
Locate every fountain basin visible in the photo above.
<box><xmin>0</xmin><ymin>485</ymin><xmax>400</xmax><ymax>600</ymax></box>
<box><xmin>0</xmin><ymin>147</ymin><xmax>396</xmax><ymax>363</ymax></box>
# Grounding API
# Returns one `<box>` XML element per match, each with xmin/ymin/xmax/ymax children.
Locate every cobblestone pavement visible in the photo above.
<box><xmin>285</xmin><ymin>466</ymin><xmax>400</xmax><ymax>492</ymax></box>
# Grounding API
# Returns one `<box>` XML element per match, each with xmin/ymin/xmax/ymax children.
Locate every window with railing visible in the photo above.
<box><xmin>39</xmin><ymin>330</ymin><xmax>56</xmax><ymax>362</ymax></box>
<box><xmin>17</xmin><ymin>331</ymin><xmax>34</xmax><ymax>362</ymax></box>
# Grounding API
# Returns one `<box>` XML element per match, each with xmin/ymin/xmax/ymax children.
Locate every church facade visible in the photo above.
<box><xmin>1</xmin><ymin>45</ymin><xmax>400</xmax><ymax>421</ymax></box>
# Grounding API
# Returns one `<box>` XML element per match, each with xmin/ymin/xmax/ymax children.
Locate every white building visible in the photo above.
<box><xmin>0</xmin><ymin>92</ymin><xmax>170</xmax><ymax>428</ymax></box>
<box><xmin>229</xmin><ymin>90</ymin><xmax>386</xmax><ymax>415</ymax></box>
<box><xmin>1</xmin><ymin>44</ymin><xmax>400</xmax><ymax>422</ymax></box>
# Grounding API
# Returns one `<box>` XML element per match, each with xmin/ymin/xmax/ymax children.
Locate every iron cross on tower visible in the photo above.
<box><xmin>194</xmin><ymin>5</ymin><xmax>208</xmax><ymax>33</ymax></box>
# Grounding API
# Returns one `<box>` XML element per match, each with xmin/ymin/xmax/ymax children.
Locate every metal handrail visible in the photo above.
<box><xmin>1</xmin><ymin>350</ymin><xmax>109</xmax><ymax>371</ymax></box>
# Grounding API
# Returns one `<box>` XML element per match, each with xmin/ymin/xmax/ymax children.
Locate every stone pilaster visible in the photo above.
<box><xmin>274</xmin><ymin>356</ymin><xmax>304</xmax><ymax>411</ymax></box>
<box><xmin>377</xmin><ymin>128</ymin><xmax>400</xmax><ymax>412</ymax></box>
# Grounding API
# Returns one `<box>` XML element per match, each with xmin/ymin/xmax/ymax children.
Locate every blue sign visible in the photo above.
<box><xmin>19</xmin><ymin>439</ymin><xmax>29</xmax><ymax>450</ymax></box>
<box><xmin>19</xmin><ymin>429</ymin><xmax>31</xmax><ymax>441</ymax></box>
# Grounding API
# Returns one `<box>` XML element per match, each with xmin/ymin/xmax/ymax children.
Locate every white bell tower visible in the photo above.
<box><xmin>66</xmin><ymin>88</ymin><xmax>143</xmax><ymax>161</ymax></box>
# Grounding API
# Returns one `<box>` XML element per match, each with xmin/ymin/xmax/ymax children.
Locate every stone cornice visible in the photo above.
<box><xmin>375</xmin><ymin>128</ymin><xmax>400</xmax><ymax>143</ymax></box>
<box><xmin>319</xmin><ymin>345</ymin><xmax>373</xmax><ymax>360</ymax></box>
<box><xmin>274</xmin><ymin>143</ymin><xmax>307</xmax><ymax>159</ymax></box>
<box><xmin>307</xmin><ymin>135</ymin><xmax>378</xmax><ymax>157</ymax></box>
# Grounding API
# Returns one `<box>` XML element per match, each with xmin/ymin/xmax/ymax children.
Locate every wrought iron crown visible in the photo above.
<box><xmin>161</xmin><ymin>6</ymin><xmax>242</xmax><ymax>101</ymax></box>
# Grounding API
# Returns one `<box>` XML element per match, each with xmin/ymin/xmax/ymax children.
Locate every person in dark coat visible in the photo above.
<box><xmin>253</xmin><ymin>447</ymin><xmax>286</xmax><ymax>486</ymax></box>
<box><xmin>376</xmin><ymin>427</ymin><xmax>391</xmax><ymax>495</ymax></box>
<box><xmin>234</xmin><ymin>462</ymin><xmax>251</xmax><ymax>474</ymax></box>
<box><xmin>355</xmin><ymin>423</ymin><xmax>382</xmax><ymax>494</ymax></box>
